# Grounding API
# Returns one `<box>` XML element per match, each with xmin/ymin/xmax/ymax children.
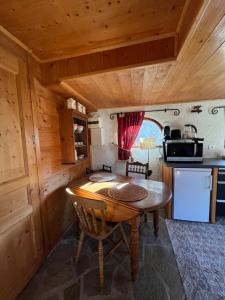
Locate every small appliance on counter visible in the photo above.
<box><xmin>163</xmin><ymin>139</ymin><xmax>204</xmax><ymax>162</ymax></box>
<box><xmin>163</xmin><ymin>125</ymin><xmax>170</xmax><ymax>140</ymax></box>
<box><xmin>163</xmin><ymin>124</ymin><xmax>204</xmax><ymax>163</ymax></box>
<box><xmin>171</xmin><ymin>129</ymin><xmax>181</xmax><ymax>140</ymax></box>
<box><xmin>183</xmin><ymin>124</ymin><xmax>197</xmax><ymax>139</ymax></box>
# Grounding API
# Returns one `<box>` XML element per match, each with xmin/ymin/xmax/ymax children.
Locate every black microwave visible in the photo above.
<box><xmin>163</xmin><ymin>140</ymin><xmax>203</xmax><ymax>162</ymax></box>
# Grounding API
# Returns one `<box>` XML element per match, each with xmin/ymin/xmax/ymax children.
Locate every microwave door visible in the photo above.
<box><xmin>168</xmin><ymin>143</ymin><xmax>195</xmax><ymax>157</ymax></box>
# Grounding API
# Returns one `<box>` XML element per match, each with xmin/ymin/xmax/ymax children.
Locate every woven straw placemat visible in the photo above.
<box><xmin>108</xmin><ymin>183</ymin><xmax>148</xmax><ymax>202</ymax></box>
<box><xmin>89</xmin><ymin>173</ymin><xmax>117</xmax><ymax>182</ymax></box>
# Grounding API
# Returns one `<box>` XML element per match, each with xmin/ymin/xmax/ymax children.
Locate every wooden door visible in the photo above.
<box><xmin>0</xmin><ymin>45</ymin><xmax>43</xmax><ymax>300</ymax></box>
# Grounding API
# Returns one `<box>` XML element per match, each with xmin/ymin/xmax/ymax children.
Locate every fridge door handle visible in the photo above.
<box><xmin>208</xmin><ymin>175</ymin><xmax>212</xmax><ymax>190</ymax></box>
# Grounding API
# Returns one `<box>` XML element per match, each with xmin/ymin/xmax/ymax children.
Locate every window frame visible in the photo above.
<box><xmin>132</xmin><ymin>117</ymin><xmax>163</xmax><ymax>149</ymax></box>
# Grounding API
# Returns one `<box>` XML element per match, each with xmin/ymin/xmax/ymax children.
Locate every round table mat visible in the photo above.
<box><xmin>89</xmin><ymin>172</ymin><xmax>117</xmax><ymax>182</ymax></box>
<box><xmin>108</xmin><ymin>183</ymin><xmax>148</xmax><ymax>202</ymax></box>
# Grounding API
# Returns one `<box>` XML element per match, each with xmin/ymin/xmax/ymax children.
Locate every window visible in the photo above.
<box><xmin>132</xmin><ymin>118</ymin><xmax>163</xmax><ymax>148</ymax></box>
<box><xmin>131</xmin><ymin>118</ymin><xmax>163</xmax><ymax>180</ymax></box>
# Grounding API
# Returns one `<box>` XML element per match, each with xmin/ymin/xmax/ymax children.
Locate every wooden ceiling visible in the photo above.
<box><xmin>0</xmin><ymin>0</ymin><xmax>186</xmax><ymax>61</ymax></box>
<box><xmin>62</xmin><ymin>0</ymin><xmax>225</xmax><ymax>109</ymax></box>
<box><xmin>1</xmin><ymin>0</ymin><xmax>225</xmax><ymax>110</ymax></box>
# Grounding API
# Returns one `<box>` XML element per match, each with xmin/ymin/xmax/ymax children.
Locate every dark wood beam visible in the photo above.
<box><xmin>41</xmin><ymin>36</ymin><xmax>176</xmax><ymax>85</ymax></box>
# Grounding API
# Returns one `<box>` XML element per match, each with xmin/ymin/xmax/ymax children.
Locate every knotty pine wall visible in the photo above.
<box><xmin>0</xmin><ymin>33</ymin><xmax>90</xmax><ymax>300</ymax></box>
<box><xmin>29</xmin><ymin>59</ymin><xmax>90</xmax><ymax>251</ymax></box>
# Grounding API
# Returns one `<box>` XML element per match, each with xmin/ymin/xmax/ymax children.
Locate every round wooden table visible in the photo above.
<box><xmin>68</xmin><ymin>174</ymin><xmax>171</xmax><ymax>280</ymax></box>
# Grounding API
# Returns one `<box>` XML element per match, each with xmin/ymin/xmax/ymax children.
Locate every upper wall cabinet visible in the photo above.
<box><xmin>59</xmin><ymin>109</ymin><xmax>89</xmax><ymax>164</ymax></box>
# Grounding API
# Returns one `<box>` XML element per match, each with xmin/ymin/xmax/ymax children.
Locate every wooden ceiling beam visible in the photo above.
<box><xmin>41</xmin><ymin>37</ymin><xmax>176</xmax><ymax>85</ymax></box>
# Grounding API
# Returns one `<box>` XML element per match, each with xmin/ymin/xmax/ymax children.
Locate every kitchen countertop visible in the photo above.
<box><xmin>161</xmin><ymin>158</ymin><xmax>225</xmax><ymax>169</ymax></box>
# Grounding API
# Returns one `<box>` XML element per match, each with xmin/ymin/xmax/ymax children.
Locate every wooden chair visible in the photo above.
<box><xmin>126</xmin><ymin>161</ymin><xmax>152</xmax><ymax>179</ymax></box>
<box><xmin>102</xmin><ymin>164</ymin><xmax>112</xmax><ymax>173</ymax></box>
<box><xmin>72</xmin><ymin>196</ymin><xmax>129</xmax><ymax>290</ymax></box>
<box><xmin>126</xmin><ymin>161</ymin><xmax>158</xmax><ymax>235</ymax></box>
<box><xmin>86</xmin><ymin>164</ymin><xmax>112</xmax><ymax>175</ymax></box>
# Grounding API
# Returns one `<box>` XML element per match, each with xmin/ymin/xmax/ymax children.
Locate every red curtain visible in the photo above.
<box><xmin>117</xmin><ymin>112</ymin><xmax>145</xmax><ymax>160</ymax></box>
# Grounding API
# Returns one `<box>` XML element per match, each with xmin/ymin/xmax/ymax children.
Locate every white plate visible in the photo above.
<box><xmin>89</xmin><ymin>172</ymin><xmax>117</xmax><ymax>182</ymax></box>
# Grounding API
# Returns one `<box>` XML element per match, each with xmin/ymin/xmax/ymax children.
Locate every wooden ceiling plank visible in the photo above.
<box><xmin>91</xmin><ymin>75</ymin><xmax>116</xmax><ymax>107</ymax></box>
<box><xmin>117</xmin><ymin>70</ymin><xmax>133</xmax><ymax>105</ymax></box>
<box><xmin>176</xmin><ymin>0</ymin><xmax>205</xmax><ymax>51</ymax></box>
<box><xmin>177</xmin><ymin>0</ymin><xmax>224</xmax><ymax>64</ymax></box>
<box><xmin>102</xmin><ymin>73</ymin><xmax>124</xmax><ymax>107</ymax></box>
<box><xmin>160</xmin><ymin>0</ymin><xmax>225</xmax><ymax>100</ymax></box>
<box><xmin>67</xmin><ymin>77</ymin><xmax>108</xmax><ymax>108</ymax></box>
<box><xmin>142</xmin><ymin>66</ymin><xmax>159</xmax><ymax>103</ymax></box>
<box><xmin>131</xmin><ymin>69</ymin><xmax>145</xmax><ymax>105</ymax></box>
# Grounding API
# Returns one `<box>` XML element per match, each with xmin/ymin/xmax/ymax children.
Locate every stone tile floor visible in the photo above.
<box><xmin>17</xmin><ymin>216</ymin><xmax>186</xmax><ymax>300</ymax></box>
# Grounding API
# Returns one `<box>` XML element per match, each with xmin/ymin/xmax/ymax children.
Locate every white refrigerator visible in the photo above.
<box><xmin>173</xmin><ymin>168</ymin><xmax>212</xmax><ymax>222</ymax></box>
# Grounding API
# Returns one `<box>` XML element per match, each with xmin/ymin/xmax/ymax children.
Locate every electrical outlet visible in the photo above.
<box><xmin>208</xmin><ymin>145</ymin><xmax>215</xmax><ymax>150</ymax></box>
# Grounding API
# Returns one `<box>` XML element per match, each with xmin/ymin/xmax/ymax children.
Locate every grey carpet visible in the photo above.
<box><xmin>166</xmin><ymin>219</ymin><xmax>225</xmax><ymax>300</ymax></box>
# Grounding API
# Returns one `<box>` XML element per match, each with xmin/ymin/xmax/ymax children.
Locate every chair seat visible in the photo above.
<box><xmin>81</xmin><ymin>218</ymin><xmax>120</xmax><ymax>240</ymax></box>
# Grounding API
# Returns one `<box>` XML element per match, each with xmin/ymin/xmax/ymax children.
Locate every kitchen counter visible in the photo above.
<box><xmin>161</xmin><ymin>158</ymin><xmax>225</xmax><ymax>169</ymax></box>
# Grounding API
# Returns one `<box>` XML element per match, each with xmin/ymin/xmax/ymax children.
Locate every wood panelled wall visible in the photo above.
<box><xmin>30</xmin><ymin>70</ymin><xmax>90</xmax><ymax>251</ymax></box>
<box><xmin>0</xmin><ymin>34</ymin><xmax>90</xmax><ymax>300</ymax></box>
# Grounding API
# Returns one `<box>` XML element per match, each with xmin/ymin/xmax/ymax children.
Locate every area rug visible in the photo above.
<box><xmin>166</xmin><ymin>219</ymin><xmax>225</xmax><ymax>300</ymax></box>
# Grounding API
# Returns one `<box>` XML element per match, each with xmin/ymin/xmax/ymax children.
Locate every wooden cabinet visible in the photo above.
<box><xmin>161</xmin><ymin>163</ymin><xmax>218</xmax><ymax>223</ymax></box>
<box><xmin>162</xmin><ymin>164</ymin><xmax>173</xmax><ymax>219</ymax></box>
<box><xmin>59</xmin><ymin>109</ymin><xmax>89</xmax><ymax>163</ymax></box>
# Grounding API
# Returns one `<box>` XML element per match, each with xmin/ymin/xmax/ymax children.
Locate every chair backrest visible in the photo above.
<box><xmin>102</xmin><ymin>164</ymin><xmax>112</xmax><ymax>173</ymax></box>
<box><xmin>126</xmin><ymin>161</ymin><xmax>150</xmax><ymax>179</ymax></box>
<box><xmin>72</xmin><ymin>196</ymin><xmax>107</xmax><ymax>236</ymax></box>
<box><xmin>86</xmin><ymin>167</ymin><xmax>94</xmax><ymax>175</ymax></box>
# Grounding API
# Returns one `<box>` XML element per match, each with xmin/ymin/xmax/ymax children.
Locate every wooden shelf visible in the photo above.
<box><xmin>72</xmin><ymin>109</ymin><xmax>88</xmax><ymax>119</ymax></box>
<box><xmin>59</xmin><ymin>109</ymin><xmax>89</xmax><ymax>164</ymax></box>
<box><xmin>75</xmin><ymin>145</ymin><xmax>86</xmax><ymax>148</ymax></box>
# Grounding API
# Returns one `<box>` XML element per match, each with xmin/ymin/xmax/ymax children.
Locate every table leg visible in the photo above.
<box><xmin>153</xmin><ymin>210</ymin><xmax>159</xmax><ymax>237</ymax></box>
<box><xmin>130</xmin><ymin>215</ymin><xmax>140</xmax><ymax>281</ymax></box>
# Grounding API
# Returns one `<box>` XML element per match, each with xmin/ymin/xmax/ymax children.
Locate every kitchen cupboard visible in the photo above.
<box><xmin>161</xmin><ymin>164</ymin><xmax>172</xmax><ymax>218</ymax></box>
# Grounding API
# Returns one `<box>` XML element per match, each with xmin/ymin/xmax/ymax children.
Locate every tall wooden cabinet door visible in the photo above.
<box><xmin>0</xmin><ymin>46</ymin><xmax>44</xmax><ymax>300</ymax></box>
